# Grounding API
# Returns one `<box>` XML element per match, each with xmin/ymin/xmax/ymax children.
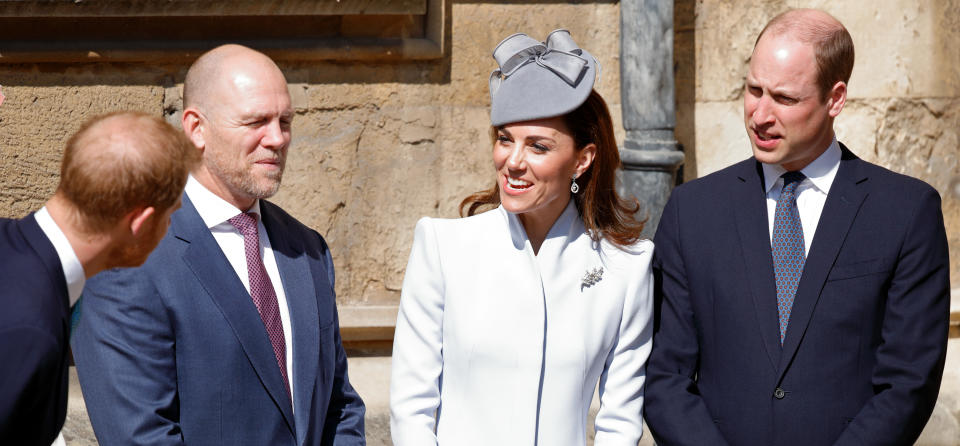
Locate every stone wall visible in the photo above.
<box><xmin>3</xmin><ymin>0</ymin><xmax>959</xmax><ymax>444</ymax></box>
<box><xmin>0</xmin><ymin>1</ymin><xmax>624</xmax><ymax>320</ymax></box>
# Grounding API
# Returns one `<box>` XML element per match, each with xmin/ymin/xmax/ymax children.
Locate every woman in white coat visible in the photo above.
<box><xmin>390</xmin><ymin>29</ymin><xmax>654</xmax><ymax>446</ymax></box>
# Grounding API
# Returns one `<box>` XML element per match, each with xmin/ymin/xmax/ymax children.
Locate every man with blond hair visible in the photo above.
<box><xmin>73</xmin><ymin>44</ymin><xmax>365</xmax><ymax>445</ymax></box>
<box><xmin>645</xmin><ymin>9</ymin><xmax>949</xmax><ymax>445</ymax></box>
<box><xmin>0</xmin><ymin>111</ymin><xmax>197</xmax><ymax>445</ymax></box>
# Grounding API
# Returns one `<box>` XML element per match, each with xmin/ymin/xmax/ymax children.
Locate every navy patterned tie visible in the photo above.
<box><xmin>229</xmin><ymin>212</ymin><xmax>290</xmax><ymax>396</ymax></box>
<box><xmin>771</xmin><ymin>171</ymin><xmax>806</xmax><ymax>344</ymax></box>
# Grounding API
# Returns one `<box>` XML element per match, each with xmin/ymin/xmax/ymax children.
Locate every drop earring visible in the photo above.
<box><xmin>570</xmin><ymin>174</ymin><xmax>580</xmax><ymax>194</ymax></box>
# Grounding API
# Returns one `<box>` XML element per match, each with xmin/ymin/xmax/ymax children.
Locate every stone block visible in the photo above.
<box><xmin>0</xmin><ymin>84</ymin><xmax>163</xmax><ymax>218</ymax></box>
<box><xmin>62</xmin><ymin>368</ymin><xmax>96</xmax><ymax>444</ymax></box>
<box><xmin>693</xmin><ymin>100</ymin><xmax>752</xmax><ymax>177</ymax></box>
<box><xmin>917</xmin><ymin>338</ymin><xmax>960</xmax><ymax>445</ymax></box>
<box><xmin>834</xmin><ymin>99</ymin><xmax>882</xmax><ymax>163</ymax></box>
<box><xmin>695</xmin><ymin>1</ymin><xmax>960</xmax><ymax>101</ymax></box>
<box><xmin>694</xmin><ymin>0</ymin><xmax>783</xmax><ymax>102</ymax></box>
<box><xmin>789</xmin><ymin>0</ymin><xmax>960</xmax><ymax>99</ymax></box>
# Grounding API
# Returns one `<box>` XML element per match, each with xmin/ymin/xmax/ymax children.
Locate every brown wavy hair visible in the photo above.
<box><xmin>459</xmin><ymin>90</ymin><xmax>645</xmax><ymax>247</ymax></box>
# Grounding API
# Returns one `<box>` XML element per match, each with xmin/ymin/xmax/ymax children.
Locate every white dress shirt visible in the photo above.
<box><xmin>34</xmin><ymin>207</ymin><xmax>85</xmax><ymax>307</ymax></box>
<box><xmin>34</xmin><ymin>208</ymin><xmax>84</xmax><ymax>446</ymax></box>
<box><xmin>762</xmin><ymin>139</ymin><xmax>842</xmax><ymax>255</ymax></box>
<box><xmin>184</xmin><ymin>175</ymin><xmax>295</xmax><ymax>398</ymax></box>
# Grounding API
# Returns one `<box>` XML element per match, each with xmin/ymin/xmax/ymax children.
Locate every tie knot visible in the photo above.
<box><xmin>228</xmin><ymin>212</ymin><xmax>259</xmax><ymax>237</ymax></box>
<box><xmin>781</xmin><ymin>171</ymin><xmax>805</xmax><ymax>191</ymax></box>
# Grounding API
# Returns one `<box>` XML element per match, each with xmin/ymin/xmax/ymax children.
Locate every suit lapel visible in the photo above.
<box><xmin>733</xmin><ymin>160</ymin><xmax>782</xmax><ymax>370</ymax></box>
<box><xmin>261</xmin><ymin>201</ymin><xmax>320</xmax><ymax>446</ymax></box>
<box><xmin>175</xmin><ymin>196</ymin><xmax>296</xmax><ymax>433</ymax></box>
<box><xmin>776</xmin><ymin>146</ymin><xmax>867</xmax><ymax>381</ymax></box>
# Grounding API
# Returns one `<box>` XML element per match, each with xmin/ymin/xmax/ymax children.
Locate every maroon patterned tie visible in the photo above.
<box><xmin>228</xmin><ymin>212</ymin><xmax>290</xmax><ymax>396</ymax></box>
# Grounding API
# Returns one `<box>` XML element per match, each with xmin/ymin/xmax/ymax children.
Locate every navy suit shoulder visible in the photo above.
<box><xmin>851</xmin><ymin>155</ymin><xmax>941</xmax><ymax>196</ymax></box>
<box><xmin>661</xmin><ymin>157</ymin><xmax>759</xmax><ymax>211</ymax></box>
<box><xmin>0</xmin><ymin>217</ymin><xmax>70</xmax><ymax>446</ymax></box>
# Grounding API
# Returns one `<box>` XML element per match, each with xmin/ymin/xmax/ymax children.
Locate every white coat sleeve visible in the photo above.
<box><xmin>390</xmin><ymin>217</ymin><xmax>445</xmax><ymax>445</ymax></box>
<box><xmin>594</xmin><ymin>240</ymin><xmax>655</xmax><ymax>446</ymax></box>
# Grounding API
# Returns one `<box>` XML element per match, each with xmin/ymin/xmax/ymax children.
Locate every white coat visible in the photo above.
<box><xmin>390</xmin><ymin>201</ymin><xmax>654</xmax><ymax>446</ymax></box>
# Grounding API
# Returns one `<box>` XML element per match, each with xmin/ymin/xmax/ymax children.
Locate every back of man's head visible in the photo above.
<box><xmin>57</xmin><ymin>111</ymin><xmax>199</xmax><ymax>233</ymax></box>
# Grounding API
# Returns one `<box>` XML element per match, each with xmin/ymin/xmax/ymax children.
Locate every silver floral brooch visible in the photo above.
<box><xmin>581</xmin><ymin>267</ymin><xmax>604</xmax><ymax>289</ymax></box>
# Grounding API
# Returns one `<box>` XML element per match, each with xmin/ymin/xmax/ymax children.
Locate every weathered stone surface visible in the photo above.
<box><xmin>63</xmin><ymin>368</ymin><xmax>97</xmax><ymax>445</ymax></box>
<box><xmin>0</xmin><ymin>84</ymin><xmax>163</xmax><ymax>218</ymax></box>
<box><xmin>693</xmin><ymin>100</ymin><xmax>751</xmax><ymax>177</ymax></box>
<box><xmin>0</xmin><ymin>3</ymin><xmax>622</xmax><ymax>309</ymax></box>
<box><xmin>694</xmin><ymin>0</ymin><xmax>960</xmax><ymax>102</ymax></box>
<box><xmin>694</xmin><ymin>0</ymin><xmax>781</xmax><ymax>102</ymax></box>
<box><xmin>917</xmin><ymin>338</ymin><xmax>960</xmax><ymax>445</ymax></box>
<box><xmin>789</xmin><ymin>0</ymin><xmax>960</xmax><ymax>99</ymax></box>
<box><xmin>833</xmin><ymin>100</ymin><xmax>882</xmax><ymax>162</ymax></box>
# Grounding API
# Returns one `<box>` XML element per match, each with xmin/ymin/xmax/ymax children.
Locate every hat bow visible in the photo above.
<box><xmin>489</xmin><ymin>29</ymin><xmax>591</xmax><ymax>99</ymax></box>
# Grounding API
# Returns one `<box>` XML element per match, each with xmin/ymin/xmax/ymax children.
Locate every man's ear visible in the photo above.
<box><xmin>181</xmin><ymin>108</ymin><xmax>206</xmax><ymax>152</ymax></box>
<box><xmin>575</xmin><ymin>143</ymin><xmax>597</xmax><ymax>177</ymax></box>
<box><xmin>127</xmin><ymin>207</ymin><xmax>156</xmax><ymax>236</ymax></box>
<box><xmin>826</xmin><ymin>81</ymin><xmax>847</xmax><ymax>118</ymax></box>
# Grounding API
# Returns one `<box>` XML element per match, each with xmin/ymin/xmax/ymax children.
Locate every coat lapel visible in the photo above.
<box><xmin>175</xmin><ymin>196</ymin><xmax>296</xmax><ymax>433</ymax></box>
<box><xmin>733</xmin><ymin>160</ymin><xmax>782</xmax><ymax>370</ymax></box>
<box><xmin>776</xmin><ymin>146</ymin><xmax>867</xmax><ymax>381</ymax></box>
<box><xmin>261</xmin><ymin>201</ymin><xmax>320</xmax><ymax>446</ymax></box>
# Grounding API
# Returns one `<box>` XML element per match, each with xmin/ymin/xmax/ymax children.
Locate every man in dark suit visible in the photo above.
<box><xmin>0</xmin><ymin>111</ymin><xmax>197</xmax><ymax>445</ymax></box>
<box><xmin>644</xmin><ymin>9</ymin><xmax>950</xmax><ymax>445</ymax></box>
<box><xmin>72</xmin><ymin>44</ymin><xmax>365</xmax><ymax>445</ymax></box>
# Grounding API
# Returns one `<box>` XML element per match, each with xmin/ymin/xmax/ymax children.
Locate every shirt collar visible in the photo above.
<box><xmin>762</xmin><ymin>138</ymin><xmax>842</xmax><ymax>194</ymax></box>
<box><xmin>184</xmin><ymin>175</ymin><xmax>262</xmax><ymax>229</ymax></box>
<box><xmin>34</xmin><ymin>207</ymin><xmax>85</xmax><ymax>306</ymax></box>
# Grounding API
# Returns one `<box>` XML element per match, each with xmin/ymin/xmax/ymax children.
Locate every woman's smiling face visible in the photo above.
<box><xmin>493</xmin><ymin>116</ymin><xmax>593</xmax><ymax>224</ymax></box>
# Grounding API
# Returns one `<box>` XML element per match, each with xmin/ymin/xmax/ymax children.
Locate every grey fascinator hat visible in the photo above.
<box><xmin>489</xmin><ymin>29</ymin><xmax>598</xmax><ymax>127</ymax></box>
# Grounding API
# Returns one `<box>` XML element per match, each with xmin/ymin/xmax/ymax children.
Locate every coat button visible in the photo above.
<box><xmin>773</xmin><ymin>387</ymin><xmax>786</xmax><ymax>399</ymax></box>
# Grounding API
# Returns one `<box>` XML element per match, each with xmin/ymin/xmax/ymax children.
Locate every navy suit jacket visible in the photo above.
<box><xmin>645</xmin><ymin>145</ymin><xmax>950</xmax><ymax>445</ymax></box>
<box><xmin>0</xmin><ymin>215</ymin><xmax>70</xmax><ymax>445</ymax></box>
<box><xmin>72</xmin><ymin>196</ymin><xmax>365</xmax><ymax>445</ymax></box>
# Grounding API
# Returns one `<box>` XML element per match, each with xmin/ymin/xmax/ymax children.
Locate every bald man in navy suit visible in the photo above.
<box><xmin>72</xmin><ymin>45</ymin><xmax>365</xmax><ymax>445</ymax></box>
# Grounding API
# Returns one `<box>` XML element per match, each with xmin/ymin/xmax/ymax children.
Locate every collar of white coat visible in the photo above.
<box><xmin>762</xmin><ymin>138</ymin><xmax>841</xmax><ymax>196</ymax></box>
<box><xmin>499</xmin><ymin>198</ymin><xmax>584</xmax><ymax>252</ymax></box>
